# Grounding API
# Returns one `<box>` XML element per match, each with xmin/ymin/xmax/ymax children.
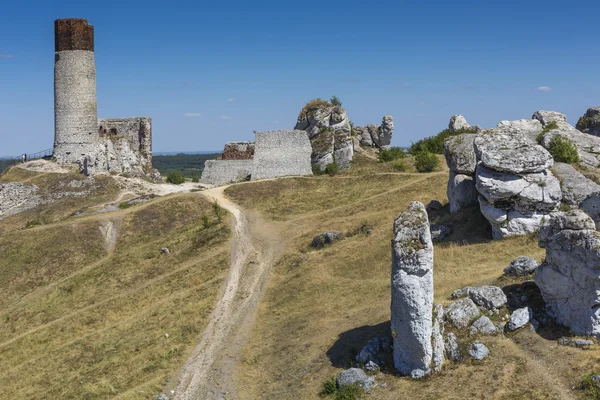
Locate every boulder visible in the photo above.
<box><xmin>558</xmin><ymin>337</ymin><xmax>594</xmax><ymax>348</ymax></box>
<box><xmin>295</xmin><ymin>100</ymin><xmax>353</xmax><ymax>170</ymax></box>
<box><xmin>336</xmin><ymin>368</ymin><xmax>376</xmax><ymax>392</ymax></box>
<box><xmin>496</xmin><ymin>119</ymin><xmax>543</xmax><ymax>142</ymax></box>
<box><xmin>536</xmin><ymin>211</ymin><xmax>600</xmax><ymax>337</ymax></box>
<box><xmin>576</xmin><ymin>106</ymin><xmax>600</xmax><ymax>136</ymax></box>
<box><xmin>356</xmin><ymin>126</ymin><xmax>373</xmax><ymax>147</ymax></box>
<box><xmin>504</xmin><ymin>256</ymin><xmax>538</xmax><ymax>277</ymax></box>
<box><xmin>372</xmin><ymin>115</ymin><xmax>393</xmax><ymax>148</ymax></box>
<box><xmin>444</xmin><ymin>333</ymin><xmax>463</xmax><ymax>362</ymax></box>
<box><xmin>449</xmin><ymin>114</ymin><xmax>471</xmax><ymax>132</ymax></box>
<box><xmin>507</xmin><ymin>307</ymin><xmax>533</xmax><ymax>331</ymax></box>
<box><xmin>355</xmin><ymin>336</ymin><xmax>391</xmax><ymax>366</ymax></box>
<box><xmin>468</xmin><ymin>286</ymin><xmax>507</xmax><ymax>310</ymax></box>
<box><xmin>552</xmin><ymin>162</ymin><xmax>600</xmax><ymax>206</ymax></box>
<box><xmin>311</xmin><ymin>231</ymin><xmax>342</xmax><ymax>248</ymax></box>
<box><xmin>443</xmin><ymin>134</ymin><xmax>477</xmax><ymax>175</ymax></box>
<box><xmin>445</xmin><ymin>298</ymin><xmax>481</xmax><ymax>329</ymax></box>
<box><xmin>468</xmin><ymin>342</ymin><xmax>490</xmax><ymax>360</ymax></box>
<box><xmin>470</xmin><ymin>316</ymin><xmax>498</xmax><ymax>335</ymax></box>
<box><xmin>391</xmin><ymin>201</ymin><xmax>434</xmax><ymax>378</ymax></box>
<box><xmin>448</xmin><ymin>171</ymin><xmax>478</xmax><ymax>214</ymax></box>
<box><xmin>532</xmin><ymin>110</ymin><xmax>567</xmax><ymax>127</ymax></box>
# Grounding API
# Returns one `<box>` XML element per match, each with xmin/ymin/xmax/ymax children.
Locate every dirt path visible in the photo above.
<box><xmin>173</xmin><ymin>186</ymin><xmax>284</xmax><ymax>399</ymax></box>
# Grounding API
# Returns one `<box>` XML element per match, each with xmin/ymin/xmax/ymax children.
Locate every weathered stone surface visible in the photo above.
<box><xmin>431</xmin><ymin>304</ymin><xmax>445</xmax><ymax>372</ymax></box>
<box><xmin>558</xmin><ymin>337</ymin><xmax>594</xmax><ymax>348</ymax></box>
<box><xmin>468</xmin><ymin>286</ymin><xmax>507</xmax><ymax>310</ymax></box>
<box><xmin>448</xmin><ymin>171</ymin><xmax>478</xmax><ymax>214</ymax></box>
<box><xmin>474</xmin><ymin>131</ymin><xmax>553</xmax><ymax>174</ymax></box>
<box><xmin>504</xmin><ymin>256</ymin><xmax>538</xmax><ymax>276</ymax></box>
<box><xmin>475</xmin><ymin>165</ymin><xmax>561</xmax><ymax>213</ymax></box>
<box><xmin>532</xmin><ymin>110</ymin><xmax>567</xmax><ymax>127</ymax></box>
<box><xmin>468</xmin><ymin>342</ymin><xmax>490</xmax><ymax>360</ymax></box>
<box><xmin>536</xmin><ymin>211</ymin><xmax>600</xmax><ymax>337</ymax></box>
<box><xmin>508</xmin><ymin>307</ymin><xmax>532</xmax><ymax>331</ymax></box>
<box><xmin>252</xmin><ymin>130</ymin><xmax>313</xmax><ymax>180</ymax></box>
<box><xmin>311</xmin><ymin>231</ymin><xmax>342</xmax><ymax>248</ymax></box>
<box><xmin>445</xmin><ymin>298</ymin><xmax>480</xmax><ymax>329</ymax></box>
<box><xmin>470</xmin><ymin>316</ymin><xmax>498</xmax><ymax>335</ymax></box>
<box><xmin>391</xmin><ymin>202</ymin><xmax>434</xmax><ymax>377</ymax></box>
<box><xmin>449</xmin><ymin>114</ymin><xmax>470</xmax><ymax>132</ymax></box>
<box><xmin>444</xmin><ymin>134</ymin><xmax>477</xmax><ymax>175</ymax></box>
<box><xmin>220</xmin><ymin>141</ymin><xmax>255</xmax><ymax>160</ymax></box>
<box><xmin>478</xmin><ymin>195</ymin><xmax>547</xmax><ymax>239</ymax></box>
<box><xmin>356</xmin><ymin>336</ymin><xmax>391</xmax><ymax>366</ymax></box>
<box><xmin>444</xmin><ymin>333</ymin><xmax>463</xmax><ymax>362</ymax></box>
<box><xmin>201</xmin><ymin>160</ymin><xmax>253</xmax><ymax>186</ymax></box>
<box><xmin>295</xmin><ymin>101</ymin><xmax>353</xmax><ymax>170</ymax></box>
<box><xmin>496</xmin><ymin>119</ymin><xmax>543</xmax><ymax>142</ymax></box>
<box><xmin>552</xmin><ymin>162</ymin><xmax>600</xmax><ymax>206</ymax></box>
<box><xmin>539</xmin><ymin>125</ymin><xmax>600</xmax><ymax>169</ymax></box>
<box><xmin>0</xmin><ymin>182</ymin><xmax>39</xmax><ymax>215</ymax></box>
<box><xmin>576</xmin><ymin>106</ymin><xmax>600</xmax><ymax>136</ymax></box>
<box><xmin>336</xmin><ymin>368</ymin><xmax>375</xmax><ymax>392</ymax></box>
<box><xmin>372</xmin><ymin>115</ymin><xmax>393</xmax><ymax>148</ymax></box>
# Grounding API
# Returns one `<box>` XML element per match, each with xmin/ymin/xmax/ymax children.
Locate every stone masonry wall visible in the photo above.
<box><xmin>201</xmin><ymin>160</ymin><xmax>254</xmax><ymax>186</ymax></box>
<box><xmin>221</xmin><ymin>142</ymin><xmax>255</xmax><ymax>160</ymax></box>
<box><xmin>98</xmin><ymin>117</ymin><xmax>153</xmax><ymax>170</ymax></box>
<box><xmin>251</xmin><ymin>130</ymin><xmax>313</xmax><ymax>180</ymax></box>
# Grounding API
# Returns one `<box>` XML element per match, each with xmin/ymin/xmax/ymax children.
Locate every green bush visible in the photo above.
<box><xmin>547</xmin><ymin>135</ymin><xmax>579</xmax><ymax>163</ymax></box>
<box><xmin>410</xmin><ymin>127</ymin><xmax>478</xmax><ymax>155</ymax></box>
<box><xmin>320</xmin><ymin>377</ymin><xmax>337</xmax><ymax>396</ymax></box>
<box><xmin>330</xmin><ymin>95</ymin><xmax>342</xmax><ymax>107</ymax></box>
<box><xmin>392</xmin><ymin>159</ymin><xmax>408</xmax><ymax>172</ymax></box>
<box><xmin>166</xmin><ymin>171</ymin><xmax>185</xmax><ymax>185</ymax></box>
<box><xmin>378</xmin><ymin>146</ymin><xmax>406</xmax><ymax>162</ymax></box>
<box><xmin>582</xmin><ymin>372</ymin><xmax>600</xmax><ymax>399</ymax></box>
<box><xmin>212</xmin><ymin>200</ymin><xmax>225</xmax><ymax>223</ymax></box>
<box><xmin>191</xmin><ymin>176</ymin><xmax>200</xmax><ymax>183</ymax></box>
<box><xmin>319</xmin><ymin>377</ymin><xmax>362</xmax><ymax>400</ymax></box>
<box><xmin>414</xmin><ymin>151</ymin><xmax>440</xmax><ymax>172</ymax></box>
<box><xmin>325</xmin><ymin>162</ymin><xmax>340</xmax><ymax>176</ymax></box>
<box><xmin>118</xmin><ymin>201</ymin><xmax>130</xmax><ymax>209</ymax></box>
<box><xmin>536</xmin><ymin>121</ymin><xmax>559</xmax><ymax>143</ymax></box>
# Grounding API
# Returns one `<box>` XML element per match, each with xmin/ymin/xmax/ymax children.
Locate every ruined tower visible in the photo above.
<box><xmin>53</xmin><ymin>18</ymin><xmax>99</xmax><ymax>164</ymax></box>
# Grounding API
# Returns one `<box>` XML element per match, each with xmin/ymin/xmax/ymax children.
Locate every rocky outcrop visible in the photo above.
<box><xmin>536</xmin><ymin>210</ymin><xmax>600</xmax><ymax>337</ymax></box>
<box><xmin>532</xmin><ymin>110</ymin><xmax>567</xmax><ymax>127</ymax></box>
<box><xmin>356</xmin><ymin>115</ymin><xmax>394</xmax><ymax>150</ymax></box>
<box><xmin>496</xmin><ymin>119</ymin><xmax>543</xmax><ymax>143</ymax></box>
<box><xmin>504</xmin><ymin>256</ymin><xmax>538</xmax><ymax>276</ymax></box>
<box><xmin>474</xmin><ymin>129</ymin><xmax>560</xmax><ymax>239</ymax></box>
<box><xmin>0</xmin><ymin>182</ymin><xmax>39</xmax><ymax>216</ymax></box>
<box><xmin>295</xmin><ymin>100</ymin><xmax>353</xmax><ymax>171</ymax></box>
<box><xmin>538</xmin><ymin>121</ymin><xmax>600</xmax><ymax>168</ymax></box>
<box><xmin>552</xmin><ymin>163</ymin><xmax>600</xmax><ymax>207</ymax></box>
<box><xmin>576</xmin><ymin>106</ymin><xmax>600</xmax><ymax>136</ymax></box>
<box><xmin>448</xmin><ymin>114</ymin><xmax>470</xmax><ymax>132</ymax></box>
<box><xmin>443</xmin><ymin>134</ymin><xmax>478</xmax><ymax>213</ymax></box>
<box><xmin>391</xmin><ymin>201</ymin><xmax>435</xmax><ymax>378</ymax></box>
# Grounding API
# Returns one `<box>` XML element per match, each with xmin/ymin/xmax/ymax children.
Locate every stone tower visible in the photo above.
<box><xmin>53</xmin><ymin>18</ymin><xmax>99</xmax><ymax>164</ymax></box>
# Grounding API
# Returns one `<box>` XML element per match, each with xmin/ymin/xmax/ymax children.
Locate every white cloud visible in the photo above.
<box><xmin>221</xmin><ymin>116</ymin><xmax>233</xmax><ymax>120</ymax></box>
<box><xmin>227</xmin><ymin>98</ymin><xmax>236</xmax><ymax>102</ymax></box>
<box><xmin>184</xmin><ymin>113</ymin><xmax>202</xmax><ymax>117</ymax></box>
<box><xmin>536</xmin><ymin>86</ymin><xmax>552</xmax><ymax>92</ymax></box>
<box><xmin>0</xmin><ymin>54</ymin><xmax>14</xmax><ymax>59</ymax></box>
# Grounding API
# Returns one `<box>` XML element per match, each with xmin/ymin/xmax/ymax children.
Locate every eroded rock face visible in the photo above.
<box><xmin>532</xmin><ymin>110</ymin><xmax>567</xmax><ymax>127</ymax></box>
<box><xmin>504</xmin><ymin>256</ymin><xmax>538</xmax><ymax>276</ymax></box>
<box><xmin>552</xmin><ymin>163</ymin><xmax>600</xmax><ymax>206</ymax></box>
<box><xmin>356</xmin><ymin>116</ymin><xmax>394</xmax><ymax>150</ymax></box>
<box><xmin>496</xmin><ymin>119</ymin><xmax>543</xmax><ymax>142</ymax></box>
<box><xmin>449</xmin><ymin>114</ymin><xmax>470</xmax><ymax>132</ymax></box>
<box><xmin>445</xmin><ymin>298</ymin><xmax>480</xmax><ymax>329</ymax></box>
<box><xmin>295</xmin><ymin>100</ymin><xmax>353</xmax><ymax>171</ymax></box>
<box><xmin>536</xmin><ymin>210</ymin><xmax>600</xmax><ymax>337</ymax></box>
<box><xmin>447</xmin><ymin>171</ymin><xmax>478</xmax><ymax>214</ymax></box>
<box><xmin>391</xmin><ymin>201</ymin><xmax>434</xmax><ymax>378</ymax></box>
<box><xmin>468</xmin><ymin>286</ymin><xmax>507</xmax><ymax>310</ymax></box>
<box><xmin>443</xmin><ymin>134</ymin><xmax>478</xmax><ymax>213</ymax></box>
<box><xmin>576</xmin><ymin>106</ymin><xmax>600</xmax><ymax>136</ymax></box>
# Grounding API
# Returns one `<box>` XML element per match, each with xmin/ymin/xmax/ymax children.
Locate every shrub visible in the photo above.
<box><xmin>410</xmin><ymin>127</ymin><xmax>478</xmax><ymax>155</ymax></box>
<box><xmin>312</xmin><ymin>164</ymin><xmax>325</xmax><ymax>175</ymax></box>
<box><xmin>392</xmin><ymin>159</ymin><xmax>408</xmax><ymax>172</ymax></box>
<box><xmin>191</xmin><ymin>176</ymin><xmax>200</xmax><ymax>183</ymax></box>
<box><xmin>320</xmin><ymin>377</ymin><xmax>337</xmax><ymax>396</ymax></box>
<box><xmin>118</xmin><ymin>201</ymin><xmax>130</xmax><ymax>209</ymax></box>
<box><xmin>330</xmin><ymin>95</ymin><xmax>342</xmax><ymax>107</ymax></box>
<box><xmin>547</xmin><ymin>135</ymin><xmax>579</xmax><ymax>163</ymax></box>
<box><xmin>414</xmin><ymin>151</ymin><xmax>440</xmax><ymax>172</ymax></box>
<box><xmin>319</xmin><ymin>377</ymin><xmax>363</xmax><ymax>400</ymax></box>
<box><xmin>582</xmin><ymin>372</ymin><xmax>600</xmax><ymax>400</ymax></box>
<box><xmin>378</xmin><ymin>146</ymin><xmax>406</xmax><ymax>162</ymax></box>
<box><xmin>325</xmin><ymin>162</ymin><xmax>340</xmax><ymax>176</ymax></box>
<box><xmin>212</xmin><ymin>200</ymin><xmax>225</xmax><ymax>223</ymax></box>
<box><xmin>166</xmin><ymin>171</ymin><xmax>185</xmax><ymax>185</ymax></box>
<box><xmin>536</xmin><ymin>121</ymin><xmax>559</xmax><ymax>143</ymax></box>
<box><xmin>201</xmin><ymin>214</ymin><xmax>211</xmax><ymax>230</ymax></box>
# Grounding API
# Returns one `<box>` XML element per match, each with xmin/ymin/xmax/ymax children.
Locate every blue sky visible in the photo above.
<box><xmin>1</xmin><ymin>0</ymin><xmax>599</xmax><ymax>156</ymax></box>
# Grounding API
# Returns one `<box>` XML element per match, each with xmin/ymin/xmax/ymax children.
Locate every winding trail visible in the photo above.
<box><xmin>173</xmin><ymin>186</ymin><xmax>283</xmax><ymax>399</ymax></box>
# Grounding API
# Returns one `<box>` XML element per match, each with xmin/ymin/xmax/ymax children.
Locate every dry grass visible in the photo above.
<box><xmin>229</xmin><ymin>160</ymin><xmax>596</xmax><ymax>399</ymax></box>
<box><xmin>0</xmin><ymin>189</ymin><xmax>232</xmax><ymax>399</ymax></box>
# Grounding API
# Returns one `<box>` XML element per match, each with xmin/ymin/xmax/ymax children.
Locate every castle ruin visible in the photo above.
<box><xmin>53</xmin><ymin>18</ymin><xmax>156</xmax><ymax>178</ymax></box>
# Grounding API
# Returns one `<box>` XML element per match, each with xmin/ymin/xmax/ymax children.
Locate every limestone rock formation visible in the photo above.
<box><xmin>468</xmin><ymin>342</ymin><xmax>489</xmax><ymax>360</ymax></box>
<box><xmin>507</xmin><ymin>307</ymin><xmax>532</xmax><ymax>331</ymax></box>
<box><xmin>467</xmin><ymin>286</ymin><xmax>507</xmax><ymax>310</ymax></box>
<box><xmin>356</xmin><ymin>116</ymin><xmax>394</xmax><ymax>151</ymax></box>
<box><xmin>576</xmin><ymin>106</ymin><xmax>600</xmax><ymax>136</ymax></box>
<box><xmin>444</xmin><ymin>333</ymin><xmax>463</xmax><ymax>362</ymax></box>
<box><xmin>431</xmin><ymin>304</ymin><xmax>445</xmax><ymax>372</ymax></box>
<box><xmin>552</xmin><ymin>163</ymin><xmax>600</xmax><ymax>206</ymax></box>
<box><xmin>496</xmin><ymin>119</ymin><xmax>543</xmax><ymax>142</ymax></box>
<box><xmin>295</xmin><ymin>100</ymin><xmax>353</xmax><ymax>171</ymax></box>
<box><xmin>532</xmin><ymin>110</ymin><xmax>567</xmax><ymax>127</ymax></box>
<box><xmin>391</xmin><ymin>201</ymin><xmax>435</xmax><ymax>378</ymax></box>
<box><xmin>504</xmin><ymin>256</ymin><xmax>538</xmax><ymax>276</ymax></box>
<box><xmin>536</xmin><ymin>210</ymin><xmax>600</xmax><ymax>337</ymax></box>
<box><xmin>537</xmin><ymin>121</ymin><xmax>600</xmax><ymax>168</ymax></box>
<box><xmin>445</xmin><ymin>298</ymin><xmax>480</xmax><ymax>329</ymax></box>
<box><xmin>0</xmin><ymin>182</ymin><xmax>39</xmax><ymax>216</ymax></box>
<box><xmin>443</xmin><ymin>134</ymin><xmax>478</xmax><ymax>213</ymax></box>
<box><xmin>470</xmin><ymin>316</ymin><xmax>498</xmax><ymax>335</ymax></box>
<box><xmin>448</xmin><ymin>114</ymin><xmax>470</xmax><ymax>132</ymax></box>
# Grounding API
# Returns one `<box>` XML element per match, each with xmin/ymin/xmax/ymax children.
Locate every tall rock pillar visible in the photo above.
<box><xmin>53</xmin><ymin>18</ymin><xmax>99</xmax><ymax>164</ymax></box>
<box><xmin>391</xmin><ymin>201</ymin><xmax>435</xmax><ymax>378</ymax></box>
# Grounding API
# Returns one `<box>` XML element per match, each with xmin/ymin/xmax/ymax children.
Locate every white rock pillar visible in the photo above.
<box><xmin>53</xmin><ymin>18</ymin><xmax>99</xmax><ymax>164</ymax></box>
<box><xmin>391</xmin><ymin>201</ymin><xmax>435</xmax><ymax>378</ymax></box>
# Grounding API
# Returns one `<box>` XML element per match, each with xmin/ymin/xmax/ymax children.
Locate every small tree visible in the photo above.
<box><xmin>414</xmin><ymin>151</ymin><xmax>440</xmax><ymax>172</ymax></box>
<box><xmin>330</xmin><ymin>96</ymin><xmax>342</xmax><ymax>107</ymax></box>
<box><xmin>167</xmin><ymin>171</ymin><xmax>185</xmax><ymax>184</ymax></box>
<box><xmin>378</xmin><ymin>147</ymin><xmax>406</xmax><ymax>162</ymax></box>
<box><xmin>547</xmin><ymin>135</ymin><xmax>579</xmax><ymax>163</ymax></box>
